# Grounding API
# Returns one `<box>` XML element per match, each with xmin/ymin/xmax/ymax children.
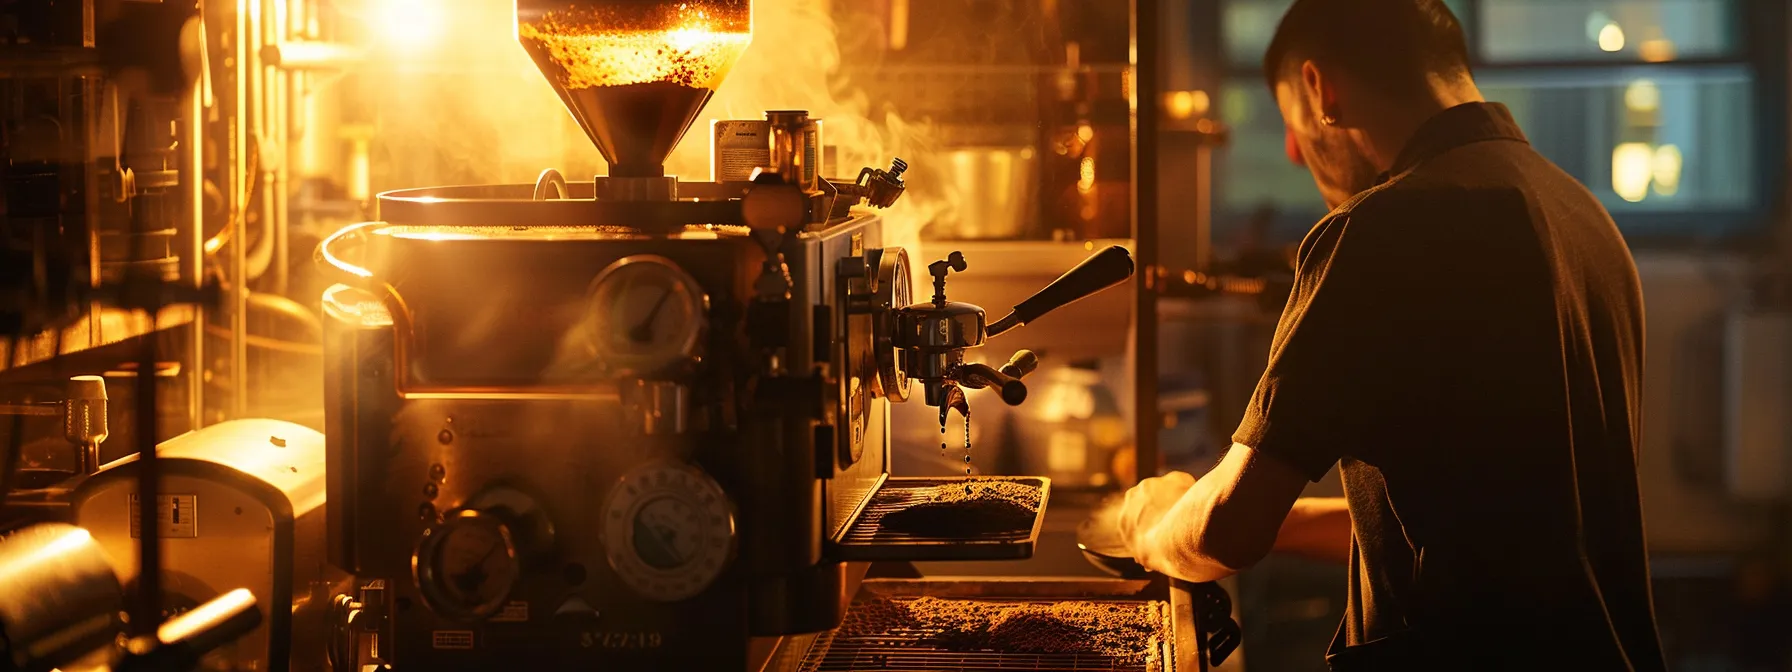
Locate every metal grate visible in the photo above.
<box><xmin>798</xmin><ymin>597</ymin><xmax>1171</xmax><ymax>672</ymax></box>
<box><xmin>832</xmin><ymin>477</ymin><xmax>1049</xmax><ymax>561</ymax></box>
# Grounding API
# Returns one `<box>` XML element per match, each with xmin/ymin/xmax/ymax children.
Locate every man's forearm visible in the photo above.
<box><xmin>1272</xmin><ymin>497</ymin><xmax>1352</xmax><ymax>565</ymax></box>
<box><xmin>1133</xmin><ymin>446</ymin><xmax>1309</xmax><ymax>583</ymax></box>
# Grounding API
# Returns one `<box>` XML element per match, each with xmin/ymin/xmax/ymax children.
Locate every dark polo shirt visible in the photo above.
<box><xmin>1235</xmin><ymin>103</ymin><xmax>1666</xmax><ymax>671</ymax></box>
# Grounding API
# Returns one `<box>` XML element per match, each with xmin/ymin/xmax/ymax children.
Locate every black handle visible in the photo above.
<box><xmin>959</xmin><ymin>363</ymin><xmax>1027</xmax><ymax>405</ymax></box>
<box><xmin>999</xmin><ymin>349</ymin><xmax>1039</xmax><ymax>379</ymax></box>
<box><xmin>1170</xmin><ymin>579</ymin><xmax>1242</xmax><ymax>669</ymax></box>
<box><xmin>987</xmin><ymin>246</ymin><xmax>1135</xmax><ymax>338</ymax></box>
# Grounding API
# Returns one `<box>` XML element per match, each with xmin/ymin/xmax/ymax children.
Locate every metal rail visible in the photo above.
<box><xmin>1131</xmin><ymin>0</ymin><xmax>1162</xmax><ymax>482</ymax></box>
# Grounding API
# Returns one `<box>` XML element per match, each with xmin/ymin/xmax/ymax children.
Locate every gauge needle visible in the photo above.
<box><xmin>630</xmin><ymin>290</ymin><xmax>674</xmax><ymax>344</ymax></box>
<box><xmin>453</xmin><ymin>542</ymin><xmax>505</xmax><ymax>593</ymax></box>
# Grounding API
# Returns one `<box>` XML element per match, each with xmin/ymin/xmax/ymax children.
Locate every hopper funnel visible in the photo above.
<box><xmin>517</xmin><ymin>1</ymin><xmax>751</xmax><ymax>178</ymax></box>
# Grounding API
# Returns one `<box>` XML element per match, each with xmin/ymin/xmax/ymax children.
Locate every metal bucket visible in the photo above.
<box><xmin>932</xmin><ymin>146</ymin><xmax>1038</xmax><ymax>240</ymax></box>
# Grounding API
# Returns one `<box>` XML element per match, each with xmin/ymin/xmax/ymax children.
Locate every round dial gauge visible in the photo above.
<box><xmin>413</xmin><ymin>510</ymin><xmax>520</xmax><ymax>621</ymax></box>
<box><xmin>585</xmin><ymin>255</ymin><xmax>708</xmax><ymax>376</ymax></box>
<box><xmin>601</xmin><ymin>462</ymin><xmax>736</xmax><ymax>602</ymax></box>
<box><xmin>873</xmin><ymin>247</ymin><xmax>913</xmax><ymax>400</ymax></box>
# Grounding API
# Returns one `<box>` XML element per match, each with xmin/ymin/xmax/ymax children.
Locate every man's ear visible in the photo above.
<box><xmin>1301</xmin><ymin>59</ymin><xmax>1341</xmax><ymax>124</ymax></box>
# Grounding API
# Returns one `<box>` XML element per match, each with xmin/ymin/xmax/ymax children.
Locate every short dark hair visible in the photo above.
<box><xmin>1263</xmin><ymin>0</ymin><xmax>1471</xmax><ymax>99</ymax></box>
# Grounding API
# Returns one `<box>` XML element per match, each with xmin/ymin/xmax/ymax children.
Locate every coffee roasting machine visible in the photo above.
<box><xmin>0</xmin><ymin>0</ymin><xmax>1242</xmax><ymax>670</ymax></box>
<box><xmin>309</xmin><ymin>1</ymin><xmax>1139</xmax><ymax>668</ymax></box>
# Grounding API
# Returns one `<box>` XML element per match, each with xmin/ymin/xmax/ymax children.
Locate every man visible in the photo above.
<box><xmin>1117</xmin><ymin>0</ymin><xmax>1667</xmax><ymax>669</ymax></box>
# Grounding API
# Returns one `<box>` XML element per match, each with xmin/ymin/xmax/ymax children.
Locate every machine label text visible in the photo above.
<box><xmin>491</xmin><ymin>601</ymin><xmax>529</xmax><ymax>623</ymax></box>
<box><xmin>580</xmin><ymin>631</ymin><xmax>663</xmax><ymax>649</ymax></box>
<box><xmin>127</xmin><ymin>494</ymin><xmax>199</xmax><ymax>539</ymax></box>
<box><xmin>432</xmin><ymin>630</ymin><xmax>475</xmax><ymax>650</ymax></box>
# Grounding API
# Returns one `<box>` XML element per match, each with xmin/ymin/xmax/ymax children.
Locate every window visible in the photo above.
<box><xmin>1221</xmin><ymin>0</ymin><xmax>1473</xmax><ymax>68</ymax></box>
<box><xmin>1206</xmin><ymin>0</ymin><xmax>1776</xmax><ymax>242</ymax></box>
<box><xmin>1479</xmin><ymin>65</ymin><xmax>1754</xmax><ymax>212</ymax></box>
<box><xmin>1477</xmin><ymin>0</ymin><xmax>1739</xmax><ymax>63</ymax></box>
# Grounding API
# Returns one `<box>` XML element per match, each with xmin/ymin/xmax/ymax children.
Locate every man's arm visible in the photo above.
<box><xmin>1127</xmin><ymin>444</ymin><xmax>1312</xmax><ymax>583</ymax></box>
<box><xmin>1273</xmin><ymin>497</ymin><xmax>1351</xmax><ymax>565</ymax></box>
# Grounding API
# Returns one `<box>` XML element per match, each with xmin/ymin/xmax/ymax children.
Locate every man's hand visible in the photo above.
<box><xmin>1118</xmin><ymin>471</ymin><xmax>1196</xmax><ymax>562</ymax></box>
<box><xmin>1108</xmin><ymin>445</ymin><xmax>1314</xmax><ymax>583</ymax></box>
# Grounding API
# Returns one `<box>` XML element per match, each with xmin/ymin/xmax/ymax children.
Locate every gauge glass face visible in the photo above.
<box><xmin>420</xmin><ymin>515</ymin><xmax>518</xmax><ymax>618</ymax></box>
<box><xmin>586</xmin><ymin>257</ymin><xmax>705</xmax><ymax>374</ymax></box>
<box><xmin>632</xmin><ymin>496</ymin><xmax>703</xmax><ymax>570</ymax></box>
<box><xmin>602</xmin><ymin>463</ymin><xmax>735</xmax><ymax>602</ymax></box>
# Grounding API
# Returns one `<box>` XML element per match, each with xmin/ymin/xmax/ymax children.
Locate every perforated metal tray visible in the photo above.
<box><xmin>786</xmin><ymin>578</ymin><xmax>1186</xmax><ymax>672</ymax></box>
<box><xmin>831</xmin><ymin>476</ymin><xmax>1050</xmax><ymax>561</ymax></box>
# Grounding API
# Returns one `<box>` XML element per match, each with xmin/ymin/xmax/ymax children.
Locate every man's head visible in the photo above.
<box><xmin>1265</xmin><ymin>0</ymin><xmax>1479</xmax><ymax>208</ymax></box>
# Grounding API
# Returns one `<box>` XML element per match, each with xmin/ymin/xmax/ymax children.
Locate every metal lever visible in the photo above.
<box><xmin>958</xmin><ymin>350</ymin><xmax>1040</xmax><ymax>406</ymax></box>
<box><xmin>987</xmin><ymin>246</ymin><xmax>1135</xmax><ymax>338</ymax></box>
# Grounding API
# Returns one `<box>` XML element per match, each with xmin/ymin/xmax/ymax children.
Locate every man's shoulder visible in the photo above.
<box><xmin>1336</xmin><ymin>178</ymin><xmax>1530</xmax><ymax>229</ymax></box>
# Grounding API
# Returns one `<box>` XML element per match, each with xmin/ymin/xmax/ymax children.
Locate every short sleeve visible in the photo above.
<box><xmin>1232</xmin><ymin>205</ymin><xmax>1439</xmax><ymax>481</ymax></box>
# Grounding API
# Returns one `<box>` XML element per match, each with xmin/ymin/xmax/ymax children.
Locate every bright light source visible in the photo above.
<box><xmin>1624</xmin><ymin>80</ymin><xmax>1659</xmax><ymax>113</ymax></box>
<box><xmin>667</xmin><ymin>26</ymin><xmax>713</xmax><ymax>52</ymax></box>
<box><xmin>1598</xmin><ymin>22</ymin><xmax>1626</xmax><ymax>52</ymax></box>
<box><xmin>1163</xmin><ymin>90</ymin><xmax>1211</xmax><ymax>120</ymax></box>
<box><xmin>1612</xmin><ymin>142</ymin><xmax>1654</xmax><ymax>202</ymax></box>
<box><xmin>889</xmin><ymin>0</ymin><xmax>909</xmax><ymax>51</ymax></box>
<box><xmin>376</xmin><ymin>0</ymin><xmax>441</xmax><ymax>50</ymax></box>
<box><xmin>1077</xmin><ymin>124</ymin><xmax>1095</xmax><ymax>144</ymax></box>
<box><xmin>1652</xmin><ymin>144</ymin><xmax>1683</xmax><ymax>196</ymax></box>
<box><xmin>1077</xmin><ymin>156</ymin><xmax>1096</xmax><ymax>194</ymax></box>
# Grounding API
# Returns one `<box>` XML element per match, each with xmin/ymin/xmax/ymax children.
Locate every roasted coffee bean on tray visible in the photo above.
<box><xmin>876</xmin><ymin>479</ymin><xmax>1041</xmax><ymax>537</ymax></box>
<box><xmin>837</xmin><ymin>595</ymin><xmax>1170</xmax><ymax>662</ymax></box>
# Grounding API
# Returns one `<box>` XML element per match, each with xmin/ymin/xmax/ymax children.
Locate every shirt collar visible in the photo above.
<box><xmin>1374</xmin><ymin>102</ymin><xmax>1529</xmax><ymax>185</ymax></box>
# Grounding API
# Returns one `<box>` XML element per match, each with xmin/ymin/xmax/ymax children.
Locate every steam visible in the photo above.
<box><xmin>665</xmin><ymin>0</ymin><xmax>944</xmax><ymax>257</ymax></box>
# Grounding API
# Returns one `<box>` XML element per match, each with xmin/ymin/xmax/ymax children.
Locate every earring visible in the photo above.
<box><xmin>1321</xmin><ymin>113</ymin><xmax>1339</xmax><ymax>126</ymax></box>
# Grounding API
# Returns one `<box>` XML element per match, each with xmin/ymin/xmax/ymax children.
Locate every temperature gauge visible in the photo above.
<box><xmin>601</xmin><ymin>462</ymin><xmax>735</xmax><ymax>602</ymax></box>
<box><xmin>414</xmin><ymin>510</ymin><xmax>520</xmax><ymax>621</ymax></box>
<box><xmin>584</xmin><ymin>255</ymin><xmax>708</xmax><ymax>376</ymax></box>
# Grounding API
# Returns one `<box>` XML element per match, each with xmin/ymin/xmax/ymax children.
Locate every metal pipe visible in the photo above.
<box><xmin>134</xmin><ymin>319</ymin><xmax>162</xmax><ymax>636</ymax></box>
<box><xmin>261</xmin><ymin>40</ymin><xmax>363</xmax><ymax>70</ymax></box>
<box><xmin>265</xmin><ymin>0</ymin><xmax>290</xmax><ymax>296</ymax></box>
<box><xmin>1193</xmin><ymin>130</ymin><xmax>1213</xmax><ymax>273</ymax></box>
<box><xmin>185</xmin><ymin>63</ymin><xmax>207</xmax><ymax>432</ymax></box>
<box><xmin>231</xmin><ymin>0</ymin><xmax>252</xmax><ymax>419</ymax></box>
<box><xmin>1131</xmin><ymin>0</ymin><xmax>1161</xmax><ymax>482</ymax></box>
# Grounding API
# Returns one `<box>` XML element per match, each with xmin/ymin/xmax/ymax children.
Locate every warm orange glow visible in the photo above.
<box><xmin>1639</xmin><ymin>38</ymin><xmax>1676</xmax><ymax>63</ymax></box>
<box><xmin>518</xmin><ymin>7</ymin><xmax>750</xmax><ymax>90</ymax></box>
<box><xmin>889</xmin><ymin>0</ymin><xmax>909</xmax><ymax>51</ymax></box>
<box><xmin>1077</xmin><ymin>156</ymin><xmax>1096</xmax><ymax>193</ymax></box>
<box><xmin>375</xmin><ymin>0</ymin><xmax>442</xmax><ymax>49</ymax></box>
<box><xmin>1164</xmin><ymin>90</ymin><xmax>1210</xmax><ymax>120</ymax></box>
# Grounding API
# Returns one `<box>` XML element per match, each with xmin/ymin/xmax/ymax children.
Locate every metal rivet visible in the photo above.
<box><xmin>423</xmin><ymin>482</ymin><xmax>438</xmax><ymax>499</ymax></box>
<box><xmin>437</xmin><ymin>429</ymin><xmax>453</xmax><ymax>445</ymax></box>
<box><xmin>429</xmin><ymin>464</ymin><xmax>446</xmax><ymax>482</ymax></box>
<box><xmin>418</xmin><ymin>502</ymin><xmax>436</xmax><ymax>520</ymax></box>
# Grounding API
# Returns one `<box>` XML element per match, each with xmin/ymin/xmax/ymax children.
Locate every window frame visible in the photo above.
<box><xmin>1195</xmin><ymin>0</ymin><xmax>1789</xmax><ymax>248</ymax></box>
